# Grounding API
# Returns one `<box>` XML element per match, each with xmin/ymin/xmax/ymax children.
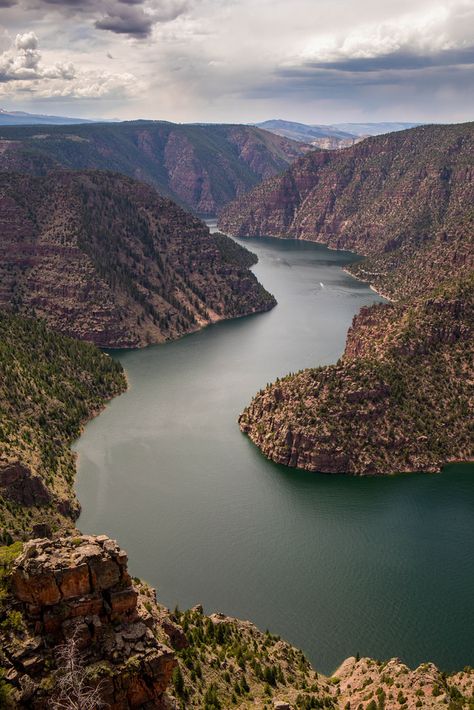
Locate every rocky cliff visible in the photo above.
<box><xmin>1</xmin><ymin>536</ymin><xmax>176</xmax><ymax>708</ymax></box>
<box><xmin>0</xmin><ymin>170</ymin><xmax>276</xmax><ymax>348</ymax></box>
<box><xmin>0</xmin><ymin>311</ymin><xmax>126</xmax><ymax>541</ymax></box>
<box><xmin>0</xmin><ymin>122</ymin><xmax>310</xmax><ymax>216</ymax></box>
<box><xmin>0</xmin><ymin>536</ymin><xmax>472</xmax><ymax>709</ymax></box>
<box><xmin>239</xmin><ymin>276</ymin><xmax>474</xmax><ymax>475</ymax></box>
<box><xmin>219</xmin><ymin>122</ymin><xmax>474</xmax><ymax>301</ymax></box>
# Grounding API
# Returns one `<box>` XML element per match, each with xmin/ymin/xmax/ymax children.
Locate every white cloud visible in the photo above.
<box><xmin>0</xmin><ymin>0</ymin><xmax>473</xmax><ymax>121</ymax></box>
<box><xmin>0</xmin><ymin>32</ymin><xmax>141</xmax><ymax>98</ymax></box>
<box><xmin>0</xmin><ymin>31</ymin><xmax>74</xmax><ymax>81</ymax></box>
<box><xmin>299</xmin><ymin>2</ymin><xmax>474</xmax><ymax>64</ymax></box>
<box><xmin>14</xmin><ymin>30</ymin><xmax>38</xmax><ymax>50</ymax></box>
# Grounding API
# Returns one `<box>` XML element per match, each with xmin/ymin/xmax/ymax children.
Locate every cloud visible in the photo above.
<box><xmin>229</xmin><ymin>0</ymin><xmax>474</xmax><ymax>117</ymax></box>
<box><xmin>28</xmin><ymin>70</ymin><xmax>141</xmax><ymax>98</ymax></box>
<box><xmin>95</xmin><ymin>4</ymin><xmax>154</xmax><ymax>38</ymax></box>
<box><xmin>0</xmin><ymin>31</ymin><xmax>74</xmax><ymax>81</ymax></box>
<box><xmin>295</xmin><ymin>2</ymin><xmax>474</xmax><ymax>72</ymax></box>
<box><xmin>0</xmin><ymin>0</ymin><xmax>473</xmax><ymax>122</ymax></box>
<box><xmin>15</xmin><ymin>0</ymin><xmax>193</xmax><ymax>38</ymax></box>
<box><xmin>14</xmin><ymin>30</ymin><xmax>38</xmax><ymax>50</ymax></box>
<box><xmin>0</xmin><ymin>32</ymin><xmax>141</xmax><ymax>98</ymax></box>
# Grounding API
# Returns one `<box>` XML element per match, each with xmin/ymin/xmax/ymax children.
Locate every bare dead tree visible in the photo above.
<box><xmin>52</xmin><ymin>629</ymin><xmax>106</xmax><ymax>710</ymax></box>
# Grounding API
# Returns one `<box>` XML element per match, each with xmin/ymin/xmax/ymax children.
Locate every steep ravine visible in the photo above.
<box><xmin>218</xmin><ymin>122</ymin><xmax>474</xmax><ymax>476</ymax></box>
<box><xmin>0</xmin><ymin>121</ymin><xmax>310</xmax><ymax>216</ymax></box>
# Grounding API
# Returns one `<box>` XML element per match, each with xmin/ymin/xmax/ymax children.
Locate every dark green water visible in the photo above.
<box><xmin>75</xmin><ymin>235</ymin><xmax>474</xmax><ymax>675</ymax></box>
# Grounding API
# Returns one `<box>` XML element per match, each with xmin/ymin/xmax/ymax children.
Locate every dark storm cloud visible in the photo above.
<box><xmin>304</xmin><ymin>46</ymin><xmax>474</xmax><ymax>73</ymax></box>
<box><xmin>243</xmin><ymin>54</ymin><xmax>474</xmax><ymax>107</ymax></box>
<box><xmin>0</xmin><ymin>0</ymin><xmax>191</xmax><ymax>38</ymax></box>
<box><xmin>95</xmin><ymin>5</ymin><xmax>153</xmax><ymax>38</ymax></box>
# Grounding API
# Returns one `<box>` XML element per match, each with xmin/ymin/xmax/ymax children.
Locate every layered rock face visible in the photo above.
<box><xmin>0</xmin><ymin>170</ymin><xmax>275</xmax><ymax>348</ymax></box>
<box><xmin>219</xmin><ymin>122</ymin><xmax>474</xmax><ymax>301</ymax></box>
<box><xmin>2</xmin><ymin>536</ymin><xmax>175</xmax><ymax>708</ymax></box>
<box><xmin>0</xmin><ymin>122</ymin><xmax>310</xmax><ymax>215</ymax></box>
<box><xmin>239</xmin><ymin>276</ymin><xmax>474</xmax><ymax>475</ymax></box>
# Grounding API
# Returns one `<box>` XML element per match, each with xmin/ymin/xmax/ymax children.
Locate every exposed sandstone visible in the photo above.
<box><xmin>3</xmin><ymin>535</ymin><xmax>176</xmax><ymax>709</ymax></box>
<box><xmin>0</xmin><ymin>462</ymin><xmax>51</xmax><ymax>507</ymax></box>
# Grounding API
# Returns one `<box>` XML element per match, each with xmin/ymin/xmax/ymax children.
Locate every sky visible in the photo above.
<box><xmin>0</xmin><ymin>0</ymin><xmax>473</xmax><ymax>123</ymax></box>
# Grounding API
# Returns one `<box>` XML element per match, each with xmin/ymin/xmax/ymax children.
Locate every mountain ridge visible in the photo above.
<box><xmin>253</xmin><ymin>119</ymin><xmax>424</xmax><ymax>149</ymax></box>
<box><xmin>219</xmin><ymin>121</ymin><xmax>474</xmax><ymax>300</ymax></box>
<box><xmin>219</xmin><ymin>121</ymin><xmax>474</xmax><ymax>475</ymax></box>
<box><xmin>0</xmin><ymin>170</ymin><xmax>276</xmax><ymax>348</ymax></box>
<box><xmin>0</xmin><ymin>121</ymin><xmax>310</xmax><ymax>215</ymax></box>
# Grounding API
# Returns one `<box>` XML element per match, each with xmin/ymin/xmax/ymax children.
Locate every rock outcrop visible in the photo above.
<box><xmin>2</xmin><ymin>536</ymin><xmax>176</xmax><ymax>708</ymax></box>
<box><xmin>0</xmin><ymin>170</ymin><xmax>276</xmax><ymax>348</ymax></box>
<box><xmin>219</xmin><ymin>122</ymin><xmax>474</xmax><ymax>301</ymax></box>
<box><xmin>0</xmin><ymin>121</ymin><xmax>310</xmax><ymax>215</ymax></box>
<box><xmin>239</xmin><ymin>276</ymin><xmax>474</xmax><ymax>475</ymax></box>
<box><xmin>0</xmin><ymin>462</ymin><xmax>51</xmax><ymax>508</ymax></box>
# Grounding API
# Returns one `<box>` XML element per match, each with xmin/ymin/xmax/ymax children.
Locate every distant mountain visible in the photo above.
<box><xmin>331</xmin><ymin>121</ymin><xmax>423</xmax><ymax>136</ymax></box>
<box><xmin>0</xmin><ymin>170</ymin><xmax>276</xmax><ymax>348</ymax></box>
<box><xmin>0</xmin><ymin>121</ymin><xmax>310</xmax><ymax>215</ymax></box>
<box><xmin>254</xmin><ymin>119</ymin><xmax>425</xmax><ymax>148</ymax></box>
<box><xmin>254</xmin><ymin>119</ymin><xmax>358</xmax><ymax>149</ymax></box>
<box><xmin>0</xmin><ymin>108</ymin><xmax>98</xmax><ymax>125</ymax></box>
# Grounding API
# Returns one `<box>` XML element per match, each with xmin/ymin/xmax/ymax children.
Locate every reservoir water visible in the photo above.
<box><xmin>75</xmin><ymin>234</ymin><xmax>474</xmax><ymax>675</ymax></box>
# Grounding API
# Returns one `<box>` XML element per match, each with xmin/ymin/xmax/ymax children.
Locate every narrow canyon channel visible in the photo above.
<box><xmin>75</xmin><ymin>228</ymin><xmax>474</xmax><ymax>675</ymax></box>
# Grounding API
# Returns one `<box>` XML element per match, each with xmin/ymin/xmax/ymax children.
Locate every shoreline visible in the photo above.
<box><xmin>342</xmin><ymin>267</ymin><xmax>396</xmax><ymax>302</ymax></box>
<box><xmin>69</xmin><ymin>237</ymin><xmax>474</xmax><ymax>679</ymax></box>
<box><xmin>221</xmin><ymin>225</ymin><xmax>396</xmax><ymax>303</ymax></box>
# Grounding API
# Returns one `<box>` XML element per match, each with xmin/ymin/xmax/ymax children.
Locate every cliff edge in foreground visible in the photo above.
<box><xmin>0</xmin><ymin>535</ymin><xmax>472</xmax><ymax>709</ymax></box>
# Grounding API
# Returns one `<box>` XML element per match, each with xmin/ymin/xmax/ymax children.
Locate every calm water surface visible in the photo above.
<box><xmin>76</xmin><ymin>233</ymin><xmax>474</xmax><ymax>675</ymax></box>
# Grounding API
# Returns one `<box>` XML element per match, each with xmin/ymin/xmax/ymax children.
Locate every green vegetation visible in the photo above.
<box><xmin>0</xmin><ymin>543</ymin><xmax>22</xmax><ymax>608</ymax></box>
<box><xmin>212</xmin><ymin>231</ymin><xmax>258</xmax><ymax>268</ymax></box>
<box><xmin>0</xmin><ymin>171</ymin><xmax>276</xmax><ymax>348</ymax></box>
<box><xmin>168</xmin><ymin>606</ymin><xmax>336</xmax><ymax>709</ymax></box>
<box><xmin>220</xmin><ymin>121</ymin><xmax>474</xmax><ymax>302</ymax></box>
<box><xmin>0</xmin><ymin>312</ymin><xmax>126</xmax><ymax>539</ymax></box>
<box><xmin>0</xmin><ymin>121</ymin><xmax>306</xmax><ymax>215</ymax></box>
<box><xmin>240</xmin><ymin>275</ymin><xmax>474</xmax><ymax>474</ymax></box>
